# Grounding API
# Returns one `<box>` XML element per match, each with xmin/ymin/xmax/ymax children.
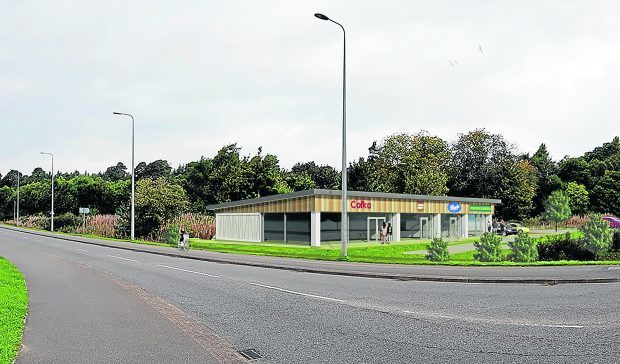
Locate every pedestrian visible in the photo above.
<box><xmin>492</xmin><ymin>219</ymin><xmax>498</xmax><ymax>234</ymax></box>
<box><xmin>380</xmin><ymin>222</ymin><xmax>387</xmax><ymax>245</ymax></box>
<box><xmin>487</xmin><ymin>220</ymin><xmax>492</xmax><ymax>233</ymax></box>
<box><xmin>387</xmin><ymin>223</ymin><xmax>393</xmax><ymax>244</ymax></box>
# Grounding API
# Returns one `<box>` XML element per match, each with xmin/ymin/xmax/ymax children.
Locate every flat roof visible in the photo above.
<box><xmin>205</xmin><ymin>189</ymin><xmax>501</xmax><ymax>211</ymax></box>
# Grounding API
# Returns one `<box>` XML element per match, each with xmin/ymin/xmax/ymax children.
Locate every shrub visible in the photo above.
<box><xmin>426</xmin><ymin>238</ymin><xmax>449</xmax><ymax>262</ymax></box>
<box><xmin>536</xmin><ymin>232</ymin><xmax>594</xmax><ymax>261</ymax></box>
<box><xmin>163</xmin><ymin>225</ymin><xmax>180</xmax><ymax>244</ymax></box>
<box><xmin>54</xmin><ymin>213</ymin><xmax>81</xmax><ymax>233</ymax></box>
<box><xmin>612</xmin><ymin>230</ymin><xmax>620</xmax><ymax>251</ymax></box>
<box><xmin>473</xmin><ymin>232</ymin><xmax>504</xmax><ymax>262</ymax></box>
<box><xmin>508</xmin><ymin>232</ymin><xmax>538</xmax><ymax>262</ymax></box>
<box><xmin>601</xmin><ymin>251</ymin><xmax>620</xmax><ymax>261</ymax></box>
<box><xmin>580</xmin><ymin>214</ymin><xmax>613</xmax><ymax>260</ymax></box>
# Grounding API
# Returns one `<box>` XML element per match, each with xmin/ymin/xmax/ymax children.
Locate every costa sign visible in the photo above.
<box><xmin>350</xmin><ymin>199</ymin><xmax>371</xmax><ymax>209</ymax></box>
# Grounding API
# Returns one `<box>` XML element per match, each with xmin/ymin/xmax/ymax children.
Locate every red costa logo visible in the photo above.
<box><xmin>350</xmin><ymin>200</ymin><xmax>371</xmax><ymax>209</ymax></box>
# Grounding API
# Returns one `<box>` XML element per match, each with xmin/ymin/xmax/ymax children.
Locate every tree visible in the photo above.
<box><xmin>371</xmin><ymin>132</ymin><xmax>451</xmax><ymax>195</ymax></box>
<box><xmin>133</xmin><ymin>177</ymin><xmax>189</xmax><ymax>237</ymax></box>
<box><xmin>529</xmin><ymin>144</ymin><xmax>562</xmax><ymax>214</ymax></box>
<box><xmin>543</xmin><ymin>190</ymin><xmax>572</xmax><ymax>231</ymax></box>
<box><xmin>580</xmin><ymin>214</ymin><xmax>613</xmax><ymax>260</ymax></box>
<box><xmin>134</xmin><ymin>162</ymin><xmax>148</xmax><ymax>180</ymax></box>
<box><xmin>426</xmin><ymin>238</ymin><xmax>450</xmax><ymax>262</ymax></box>
<box><xmin>564</xmin><ymin>182</ymin><xmax>589</xmax><ymax>216</ymax></box>
<box><xmin>0</xmin><ymin>170</ymin><xmax>22</xmax><ymax>188</ymax></box>
<box><xmin>347</xmin><ymin>157</ymin><xmax>373</xmax><ymax>192</ymax></box>
<box><xmin>27</xmin><ymin>167</ymin><xmax>49</xmax><ymax>184</ymax></box>
<box><xmin>508</xmin><ymin>232</ymin><xmax>538</xmax><ymax>262</ymax></box>
<box><xmin>558</xmin><ymin>157</ymin><xmax>590</xmax><ymax>188</ymax></box>
<box><xmin>492</xmin><ymin>160</ymin><xmax>538</xmax><ymax>220</ymax></box>
<box><xmin>449</xmin><ymin>129</ymin><xmax>515</xmax><ymax>198</ymax></box>
<box><xmin>590</xmin><ymin>171</ymin><xmax>620</xmax><ymax>216</ymax></box>
<box><xmin>282</xmin><ymin>171</ymin><xmax>315</xmax><ymax>192</ymax></box>
<box><xmin>291</xmin><ymin>161</ymin><xmax>340</xmax><ymax>190</ymax></box>
<box><xmin>102</xmin><ymin>162</ymin><xmax>128</xmax><ymax>181</ymax></box>
<box><xmin>473</xmin><ymin>232</ymin><xmax>504</xmax><ymax>262</ymax></box>
<box><xmin>244</xmin><ymin>148</ymin><xmax>289</xmax><ymax>197</ymax></box>
<box><xmin>137</xmin><ymin>160</ymin><xmax>172</xmax><ymax>180</ymax></box>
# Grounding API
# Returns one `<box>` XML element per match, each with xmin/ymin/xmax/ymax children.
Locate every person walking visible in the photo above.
<box><xmin>487</xmin><ymin>220</ymin><xmax>492</xmax><ymax>233</ymax></box>
<box><xmin>387</xmin><ymin>223</ymin><xmax>393</xmax><ymax>244</ymax></box>
<box><xmin>380</xmin><ymin>222</ymin><xmax>387</xmax><ymax>245</ymax></box>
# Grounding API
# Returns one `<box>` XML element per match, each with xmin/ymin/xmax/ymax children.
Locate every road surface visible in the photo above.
<box><xmin>1</xmin><ymin>228</ymin><xmax>618</xmax><ymax>363</ymax></box>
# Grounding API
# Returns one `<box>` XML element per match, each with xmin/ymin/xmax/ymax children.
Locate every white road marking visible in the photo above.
<box><xmin>77</xmin><ymin>248</ymin><xmax>87</xmax><ymax>252</ymax></box>
<box><xmin>249</xmin><ymin>283</ymin><xmax>345</xmax><ymax>303</ymax></box>
<box><xmin>157</xmin><ymin>264</ymin><xmax>219</xmax><ymax>278</ymax></box>
<box><xmin>107</xmin><ymin>254</ymin><xmax>140</xmax><ymax>263</ymax></box>
<box><xmin>402</xmin><ymin>310</ymin><xmax>584</xmax><ymax>328</ymax></box>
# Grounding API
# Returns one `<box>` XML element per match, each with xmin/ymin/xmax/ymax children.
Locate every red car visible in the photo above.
<box><xmin>602</xmin><ymin>216</ymin><xmax>620</xmax><ymax>229</ymax></box>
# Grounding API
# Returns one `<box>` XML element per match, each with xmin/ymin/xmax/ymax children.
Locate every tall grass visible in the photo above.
<box><xmin>76</xmin><ymin>214</ymin><xmax>120</xmax><ymax>238</ymax></box>
<box><xmin>157</xmin><ymin>213</ymin><xmax>215</xmax><ymax>242</ymax></box>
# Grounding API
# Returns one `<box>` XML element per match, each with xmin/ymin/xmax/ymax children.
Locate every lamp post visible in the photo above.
<box><xmin>40</xmin><ymin>152</ymin><xmax>54</xmax><ymax>231</ymax></box>
<box><xmin>113</xmin><ymin>112</ymin><xmax>135</xmax><ymax>241</ymax></box>
<box><xmin>314</xmin><ymin>12</ymin><xmax>348</xmax><ymax>257</ymax></box>
<box><xmin>16</xmin><ymin>171</ymin><xmax>19</xmax><ymax>226</ymax></box>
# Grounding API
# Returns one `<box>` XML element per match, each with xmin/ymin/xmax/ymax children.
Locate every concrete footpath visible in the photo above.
<box><xmin>1</xmin><ymin>225</ymin><xmax>619</xmax><ymax>284</ymax></box>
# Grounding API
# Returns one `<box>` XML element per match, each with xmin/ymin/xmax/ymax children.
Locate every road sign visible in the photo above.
<box><xmin>79</xmin><ymin>207</ymin><xmax>90</xmax><ymax>214</ymax></box>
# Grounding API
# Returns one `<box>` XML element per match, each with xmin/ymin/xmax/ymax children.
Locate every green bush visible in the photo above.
<box><xmin>426</xmin><ymin>238</ymin><xmax>449</xmax><ymax>262</ymax></box>
<box><xmin>473</xmin><ymin>232</ymin><xmax>504</xmax><ymax>262</ymax></box>
<box><xmin>163</xmin><ymin>225</ymin><xmax>180</xmax><ymax>244</ymax></box>
<box><xmin>612</xmin><ymin>230</ymin><xmax>620</xmax><ymax>251</ymax></box>
<box><xmin>508</xmin><ymin>232</ymin><xmax>538</xmax><ymax>262</ymax></box>
<box><xmin>536</xmin><ymin>232</ymin><xmax>594</xmax><ymax>261</ymax></box>
<box><xmin>580</xmin><ymin>214</ymin><xmax>613</xmax><ymax>260</ymax></box>
<box><xmin>55</xmin><ymin>213</ymin><xmax>81</xmax><ymax>232</ymax></box>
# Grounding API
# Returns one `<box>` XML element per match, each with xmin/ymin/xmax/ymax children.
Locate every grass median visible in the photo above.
<box><xmin>0</xmin><ymin>257</ymin><xmax>28</xmax><ymax>364</ymax></box>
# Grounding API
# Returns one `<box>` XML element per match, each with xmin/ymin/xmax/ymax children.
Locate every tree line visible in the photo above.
<box><xmin>1</xmin><ymin>129</ymin><xmax>619</xmax><ymax>232</ymax></box>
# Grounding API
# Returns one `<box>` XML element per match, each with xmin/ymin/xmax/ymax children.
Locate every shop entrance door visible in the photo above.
<box><xmin>420</xmin><ymin>217</ymin><xmax>430</xmax><ymax>239</ymax></box>
<box><xmin>449</xmin><ymin>217</ymin><xmax>459</xmax><ymax>238</ymax></box>
<box><xmin>367</xmin><ymin>217</ymin><xmax>386</xmax><ymax>241</ymax></box>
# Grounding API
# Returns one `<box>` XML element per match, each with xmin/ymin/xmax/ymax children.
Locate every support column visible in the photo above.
<box><xmin>393</xmin><ymin>213</ymin><xmax>401</xmax><ymax>242</ymax></box>
<box><xmin>283</xmin><ymin>213</ymin><xmax>287</xmax><ymax>243</ymax></box>
<box><xmin>462</xmin><ymin>214</ymin><xmax>469</xmax><ymax>238</ymax></box>
<box><xmin>433</xmin><ymin>214</ymin><xmax>442</xmax><ymax>239</ymax></box>
<box><xmin>310</xmin><ymin>212</ymin><xmax>321</xmax><ymax>247</ymax></box>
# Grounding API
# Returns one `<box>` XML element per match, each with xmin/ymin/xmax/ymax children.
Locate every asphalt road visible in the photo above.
<box><xmin>1</xmin><ymin>228</ymin><xmax>618</xmax><ymax>363</ymax></box>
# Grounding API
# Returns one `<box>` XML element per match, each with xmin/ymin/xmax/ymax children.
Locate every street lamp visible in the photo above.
<box><xmin>40</xmin><ymin>152</ymin><xmax>54</xmax><ymax>231</ymax></box>
<box><xmin>16</xmin><ymin>171</ymin><xmax>19</xmax><ymax>226</ymax></box>
<box><xmin>113</xmin><ymin>112</ymin><xmax>135</xmax><ymax>241</ymax></box>
<box><xmin>314</xmin><ymin>12</ymin><xmax>348</xmax><ymax>257</ymax></box>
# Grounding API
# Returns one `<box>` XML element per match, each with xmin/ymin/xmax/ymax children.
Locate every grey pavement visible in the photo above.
<box><xmin>1</xmin><ymin>227</ymin><xmax>619</xmax><ymax>363</ymax></box>
<box><xmin>2</xmin><ymin>225</ymin><xmax>619</xmax><ymax>284</ymax></box>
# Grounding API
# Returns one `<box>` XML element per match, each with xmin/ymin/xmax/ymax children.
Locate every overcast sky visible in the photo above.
<box><xmin>2</xmin><ymin>0</ymin><xmax>620</xmax><ymax>176</ymax></box>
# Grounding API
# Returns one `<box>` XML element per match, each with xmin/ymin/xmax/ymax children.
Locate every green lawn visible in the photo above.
<box><xmin>0</xmin><ymin>257</ymin><xmax>28</xmax><ymax>364</ymax></box>
<box><xmin>3</xmin><ymin>223</ymin><xmax>618</xmax><ymax>266</ymax></box>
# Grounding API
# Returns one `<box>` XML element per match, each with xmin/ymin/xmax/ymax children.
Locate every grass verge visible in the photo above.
<box><xmin>3</xmin><ymin>223</ymin><xmax>618</xmax><ymax>266</ymax></box>
<box><xmin>0</xmin><ymin>257</ymin><xmax>28</xmax><ymax>364</ymax></box>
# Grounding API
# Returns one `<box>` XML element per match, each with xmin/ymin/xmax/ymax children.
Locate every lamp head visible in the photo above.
<box><xmin>314</xmin><ymin>13</ymin><xmax>329</xmax><ymax>21</ymax></box>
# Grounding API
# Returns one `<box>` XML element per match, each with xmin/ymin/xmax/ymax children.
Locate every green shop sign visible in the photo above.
<box><xmin>469</xmin><ymin>205</ymin><xmax>492</xmax><ymax>213</ymax></box>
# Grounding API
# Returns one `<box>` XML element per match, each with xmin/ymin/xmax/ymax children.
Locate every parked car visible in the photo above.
<box><xmin>498</xmin><ymin>222</ymin><xmax>530</xmax><ymax>236</ymax></box>
<box><xmin>602</xmin><ymin>216</ymin><xmax>620</xmax><ymax>229</ymax></box>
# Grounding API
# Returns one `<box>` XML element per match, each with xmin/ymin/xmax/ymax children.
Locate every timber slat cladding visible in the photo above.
<box><xmin>218</xmin><ymin>194</ymin><xmax>494</xmax><ymax>214</ymax></box>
